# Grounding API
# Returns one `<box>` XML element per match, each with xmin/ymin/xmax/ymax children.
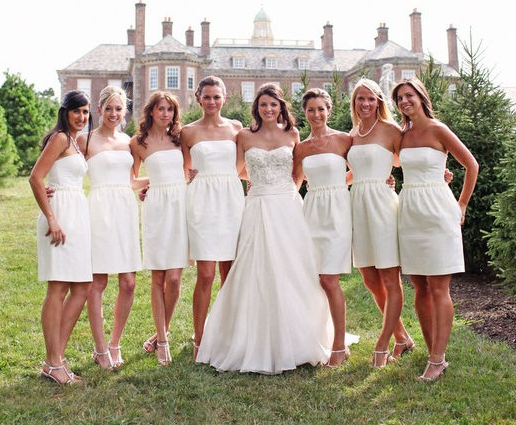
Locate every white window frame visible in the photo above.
<box><xmin>77</xmin><ymin>79</ymin><xmax>91</xmax><ymax>98</ymax></box>
<box><xmin>298</xmin><ymin>58</ymin><xmax>309</xmax><ymax>70</ymax></box>
<box><xmin>187</xmin><ymin>67</ymin><xmax>195</xmax><ymax>91</ymax></box>
<box><xmin>241</xmin><ymin>82</ymin><xmax>255</xmax><ymax>102</ymax></box>
<box><xmin>108</xmin><ymin>79</ymin><xmax>122</xmax><ymax>88</ymax></box>
<box><xmin>149</xmin><ymin>67</ymin><xmax>158</xmax><ymax>90</ymax></box>
<box><xmin>233</xmin><ymin>56</ymin><xmax>245</xmax><ymax>69</ymax></box>
<box><xmin>266</xmin><ymin>57</ymin><xmax>277</xmax><ymax>69</ymax></box>
<box><xmin>166</xmin><ymin>66</ymin><xmax>180</xmax><ymax>89</ymax></box>
<box><xmin>291</xmin><ymin>82</ymin><xmax>304</xmax><ymax>99</ymax></box>
<box><xmin>401</xmin><ymin>69</ymin><xmax>416</xmax><ymax>80</ymax></box>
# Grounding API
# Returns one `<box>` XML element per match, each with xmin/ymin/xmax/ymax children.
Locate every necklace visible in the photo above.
<box><xmin>70</xmin><ymin>136</ymin><xmax>87</xmax><ymax>164</ymax></box>
<box><xmin>357</xmin><ymin>117</ymin><xmax>379</xmax><ymax>138</ymax></box>
<box><xmin>308</xmin><ymin>130</ymin><xmax>331</xmax><ymax>149</ymax></box>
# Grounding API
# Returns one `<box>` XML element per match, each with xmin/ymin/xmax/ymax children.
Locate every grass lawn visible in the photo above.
<box><xmin>0</xmin><ymin>176</ymin><xmax>515</xmax><ymax>424</ymax></box>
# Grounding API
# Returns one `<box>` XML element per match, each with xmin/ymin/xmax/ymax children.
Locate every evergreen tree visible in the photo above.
<box><xmin>0</xmin><ymin>104</ymin><xmax>19</xmax><ymax>185</ymax></box>
<box><xmin>222</xmin><ymin>93</ymin><xmax>251</xmax><ymax>127</ymax></box>
<box><xmin>435</xmin><ymin>35</ymin><xmax>511</xmax><ymax>273</ymax></box>
<box><xmin>0</xmin><ymin>72</ymin><xmax>58</xmax><ymax>174</ymax></box>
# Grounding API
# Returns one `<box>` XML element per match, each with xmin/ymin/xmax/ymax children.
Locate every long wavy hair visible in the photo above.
<box><xmin>250</xmin><ymin>83</ymin><xmax>295</xmax><ymax>133</ymax></box>
<box><xmin>350</xmin><ymin>77</ymin><xmax>395</xmax><ymax>128</ymax></box>
<box><xmin>136</xmin><ymin>91</ymin><xmax>181</xmax><ymax>147</ymax></box>
<box><xmin>41</xmin><ymin>90</ymin><xmax>92</xmax><ymax>150</ymax></box>
<box><xmin>391</xmin><ymin>77</ymin><xmax>435</xmax><ymax>131</ymax></box>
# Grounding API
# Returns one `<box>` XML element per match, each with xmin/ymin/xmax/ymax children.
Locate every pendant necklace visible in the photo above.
<box><xmin>309</xmin><ymin>130</ymin><xmax>331</xmax><ymax>149</ymax></box>
<box><xmin>357</xmin><ymin>117</ymin><xmax>379</xmax><ymax>138</ymax></box>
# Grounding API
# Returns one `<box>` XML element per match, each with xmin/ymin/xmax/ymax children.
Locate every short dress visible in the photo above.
<box><xmin>37</xmin><ymin>153</ymin><xmax>92</xmax><ymax>282</ymax></box>
<box><xmin>347</xmin><ymin>144</ymin><xmax>399</xmax><ymax>269</ymax></box>
<box><xmin>398</xmin><ymin>147</ymin><xmax>464</xmax><ymax>275</ymax></box>
<box><xmin>87</xmin><ymin>150</ymin><xmax>142</xmax><ymax>274</ymax></box>
<box><xmin>142</xmin><ymin>149</ymin><xmax>189</xmax><ymax>270</ymax></box>
<box><xmin>186</xmin><ymin>140</ymin><xmax>245</xmax><ymax>261</ymax></box>
<box><xmin>302</xmin><ymin>153</ymin><xmax>352</xmax><ymax>274</ymax></box>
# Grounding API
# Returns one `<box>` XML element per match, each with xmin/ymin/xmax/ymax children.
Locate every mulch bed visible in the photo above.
<box><xmin>450</xmin><ymin>273</ymin><xmax>516</xmax><ymax>350</ymax></box>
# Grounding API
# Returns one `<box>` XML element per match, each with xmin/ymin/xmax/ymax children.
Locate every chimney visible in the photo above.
<box><xmin>162</xmin><ymin>17</ymin><xmax>172</xmax><ymax>38</ymax></box>
<box><xmin>185</xmin><ymin>26</ymin><xmax>194</xmax><ymax>46</ymax></box>
<box><xmin>201</xmin><ymin>19</ymin><xmax>210</xmax><ymax>56</ymax></box>
<box><xmin>135</xmin><ymin>1</ymin><xmax>146</xmax><ymax>55</ymax></box>
<box><xmin>127</xmin><ymin>26</ymin><xmax>135</xmax><ymax>45</ymax></box>
<box><xmin>321</xmin><ymin>22</ymin><xmax>334</xmax><ymax>58</ymax></box>
<box><xmin>375</xmin><ymin>23</ymin><xmax>388</xmax><ymax>47</ymax></box>
<box><xmin>447</xmin><ymin>25</ymin><xmax>459</xmax><ymax>70</ymax></box>
<box><xmin>410</xmin><ymin>9</ymin><xmax>423</xmax><ymax>53</ymax></box>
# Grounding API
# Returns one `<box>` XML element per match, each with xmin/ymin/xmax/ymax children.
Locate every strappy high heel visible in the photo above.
<box><xmin>392</xmin><ymin>336</ymin><xmax>415</xmax><ymax>360</ymax></box>
<box><xmin>143</xmin><ymin>336</ymin><xmax>158</xmax><ymax>354</ymax></box>
<box><xmin>92</xmin><ymin>349</ymin><xmax>114</xmax><ymax>370</ymax></box>
<box><xmin>156</xmin><ymin>341</ymin><xmax>171</xmax><ymax>366</ymax></box>
<box><xmin>41</xmin><ymin>361</ymin><xmax>74</xmax><ymax>385</ymax></box>
<box><xmin>325</xmin><ymin>347</ymin><xmax>350</xmax><ymax>368</ymax></box>
<box><xmin>108</xmin><ymin>343</ymin><xmax>124</xmax><ymax>368</ymax></box>
<box><xmin>418</xmin><ymin>358</ymin><xmax>449</xmax><ymax>381</ymax></box>
<box><xmin>371</xmin><ymin>350</ymin><xmax>394</xmax><ymax>368</ymax></box>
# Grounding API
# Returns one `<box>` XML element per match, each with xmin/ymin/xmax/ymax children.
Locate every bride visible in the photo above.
<box><xmin>196</xmin><ymin>83</ymin><xmax>337</xmax><ymax>374</ymax></box>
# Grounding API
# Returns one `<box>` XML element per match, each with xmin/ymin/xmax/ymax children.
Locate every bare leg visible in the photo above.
<box><xmin>109</xmin><ymin>272</ymin><xmax>136</xmax><ymax>365</ymax></box>
<box><xmin>192</xmin><ymin>260</ymin><xmax>216</xmax><ymax>358</ymax></box>
<box><xmin>219</xmin><ymin>260</ymin><xmax>233</xmax><ymax>286</ymax></box>
<box><xmin>87</xmin><ymin>274</ymin><xmax>111</xmax><ymax>368</ymax></box>
<box><xmin>359</xmin><ymin>266</ymin><xmax>409</xmax><ymax>366</ymax></box>
<box><xmin>151</xmin><ymin>270</ymin><xmax>168</xmax><ymax>342</ymax></box>
<box><xmin>411</xmin><ymin>274</ymin><xmax>434</xmax><ymax>353</ymax></box>
<box><xmin>319</xmin><ymin>274</ymin><xmax>348</xmax><ymax>366</ymax></box>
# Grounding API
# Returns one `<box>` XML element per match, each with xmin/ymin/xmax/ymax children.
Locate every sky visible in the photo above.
<box><xmin>0</xmin><ymin>0</ymin><xmax>514</xmax><ymax>97</ymax></box>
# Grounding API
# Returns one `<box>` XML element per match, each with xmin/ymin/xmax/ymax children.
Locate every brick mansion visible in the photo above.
<box><xmin>57</xmin><ymin>2</ymin><xmax>459</xmax><ymax>123</ymax></box>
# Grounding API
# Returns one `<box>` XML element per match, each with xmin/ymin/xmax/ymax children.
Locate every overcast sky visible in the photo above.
<box><xmin>0</xmin><ymin>0</ymin><xmax>513</xmax><ymax>96</ymax></box>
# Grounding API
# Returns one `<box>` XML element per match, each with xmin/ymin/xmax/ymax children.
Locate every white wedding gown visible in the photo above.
<box><xmin>196</xmin><ymin>146</ymin><xmax>335</xmax><ymax>374</ymax></box>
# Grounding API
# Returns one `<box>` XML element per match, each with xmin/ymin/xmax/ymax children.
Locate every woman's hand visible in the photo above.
<box><xmin>45</xmin><ymin>216</ymin><xmax>66</xmax><ymax>246</ymax></box>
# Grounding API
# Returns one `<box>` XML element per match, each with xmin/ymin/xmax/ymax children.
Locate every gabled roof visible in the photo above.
<box><xmin>60</xmin><ymin>44</ymin><xmax>135</xmax><ymax>72</ymax></box>
<box><xmin>362</xmin><ymin>40</ymin><xmax>422</xmax><ymax>62</ymax></box>
<box><xmin>144</xmin><ymin>35</ymin><xmax>198</xmax><ymax>56</ymax></box>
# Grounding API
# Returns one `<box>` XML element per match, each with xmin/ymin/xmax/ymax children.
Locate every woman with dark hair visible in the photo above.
<box><xmin>392</xmin><ymin>77</ymin><xmax>478</xmax><ymax>380</ymax></box>
<box><xmin>196</xmin><ymin>83</ymin><xmax>333</xmax><ymax>374</ymax></box>
<box><xmin>77</xmin><ymin>86</ymin><xmax>146</xmax><ymax>370</ymax></box>
<box><xmin>29</xmin><ymin>90</ymin><xmax>93</xmax><ymax>384</ymax></box>
<box><xmin>181</xmin><ymin>76</ymin><xmax>245</xmax><ymax>359</ymax></box>
<box><xmin>293</xmin><ymin>88</ymin><xmax>358</xmax><ymax>367</ymax></box>
<box><xmin>131</xmin><ymin>91</ymin><xmax>188</xmax><ymax>366</ymax></box>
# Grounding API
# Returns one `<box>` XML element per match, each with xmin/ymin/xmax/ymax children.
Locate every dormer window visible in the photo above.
<box><xmin>232</xmin><ymin>56</ymin><xmax>245</xmax><ymax>69</ymax></box>
<box><xmin>298</xmin><ymin>57</ymin><xmax>309</xmax><ymax>70</ymax></box>
<box><xmin>266</xmin><ymin>56</ymin><xmax>277</xmax><ymax>69</ymax></box>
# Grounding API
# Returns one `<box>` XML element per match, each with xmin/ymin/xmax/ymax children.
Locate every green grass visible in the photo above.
<box><xmin>1</xmin><ymin>176</ymin><xmax>515</xmax><ymax>424</ymax></box>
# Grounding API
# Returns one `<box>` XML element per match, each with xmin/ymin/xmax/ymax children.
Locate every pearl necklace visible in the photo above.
<box><xmin>357</xmin><ymin>117</ymin><xmax>379</xmax><ymax>138</ymax></box>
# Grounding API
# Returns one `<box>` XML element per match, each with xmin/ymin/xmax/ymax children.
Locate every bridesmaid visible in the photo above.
<box><xmin>392</xmin><ymin>77</ymin><xmax>478</xmax><ymax>380</ymax></box>
<box><xmin>29</xmin><ymin>90</ymin><xmax>93</xmax><ymax>384</ymax></box>
<box><xmin>131</xmin><ymin>91</ymin><xmax>189</xmax><ymax>366</ymax></box>
<box><xmin>293</xmin><ymin>88</ymin><xmax>358</xmax><ymax>367</ymax></box>
<box><xmin>180</xmin><ymin>76</ymin><xmax>245</xmax><ymax>358</ymax></box>
<box><xmin>347</xmin><ymin>78</ymin><xmax>414</xmax><ymax>367</ymax></box>
<box><xmin>77</xmin><ymin>86</ymin><xmax>146</xmax><ymax>369</ymax></box>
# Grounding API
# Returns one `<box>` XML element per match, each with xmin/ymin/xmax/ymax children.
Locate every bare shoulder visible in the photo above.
<box><xmin>382</xmin><ymin>120</ymin><xmax>402</xmax><ymax>135</ymax></box>
<box><xmin>227</xmin><ymin>118</ymin><xmax>243</xmax><ymax>131</ymax></box>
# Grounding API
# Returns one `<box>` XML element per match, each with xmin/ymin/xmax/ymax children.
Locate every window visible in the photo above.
<box><xmin>108</xmin><ymin>79</ymin><xmax>122</xmax><ymax>88</ymax></box>
<box><xmin>401</xmin><ymin>69</ymin><xmax>416</xmax><ymax>80</ymax></box>
<box><xmin>448</xmin><ymin>84</ymin><xmax>457</xmax><ymax>96</ymax></box>
<box><xmin>166</xmin><ymin>66</ymin><xmax>180</xmax><ymax>89</ymax></box>
<box><xmin>233</xmin><ymin>56</ymin><xmax>245</xmax><ymax>69</ymax></box>
<box><xmin>322</xmin><ymin>83</ymin><xmax>332</xmax><ymax>93</ymax></box>
<box><xmin>77</xmin><ymin>79</ymin><xmax>91</xmax><ymax>97</ymax></box>
<box><xmin>241</xmin><ymin>82</ymin><xmax>255</xmax><ymax>102</ymax></box>
<box><xmin>149</xmin><ymin>67</ymin><xmax>158</xmax><ymax>90</ymax></box>
<box><xmin>298</xmin><ymin>58</ymin><xmax>309</xmax><ymax>70</ymax></box>
<box><xmin>187</xmin><ymin>68</ymin><xmax>195</xmax><ymax>91</ymax></box>
<box><xmin>291</xmin><ymin>82</ymin><xmax>303</xmax><ymax>99</ymax></box>
<box><xmin>266</xmin><ymin>57</ymin><xmax>277</xmax><ymax>69</ymax></box>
